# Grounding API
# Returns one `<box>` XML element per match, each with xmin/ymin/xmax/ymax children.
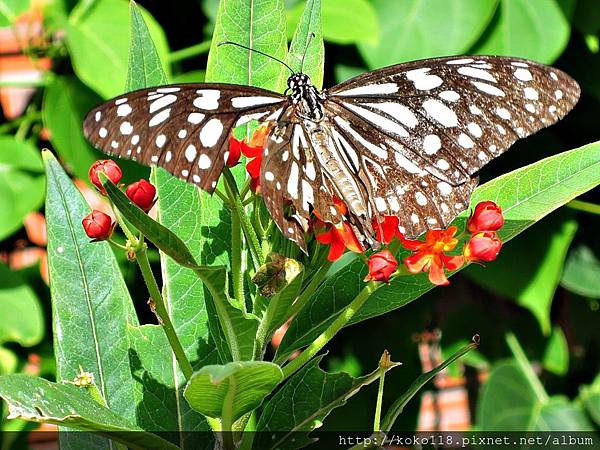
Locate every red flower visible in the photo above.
<box><xmin>464</xmin><ymin>231</ymin><xmax>502</xmax><ymax>263</ymax></box>
<box><xmin>233</xmin><ymin>124</ymin><xmax>271</xmax><ymax>193</ymax></box>
<box><xmin>227</xmin><ymin>135</ymin><xmax>243</xmax><ymax>167</ymax></box>
<box><xmin>401</xmin><ymin>226</ymin><xmax>465</xmax><ymax>286</ymax></box>
<box><xmin>373</xmin><ymin>216</ymin><xmax>403</xmax><ymax>244</ymax></box>
<box><xmin>315</xmin><ymin>221</ymin><xmax>364</xmax><ymax>262</ymax></box>
<box><xmin>89</xmin><ymin>160</ymin><xmax>122</xmax><ymax>195</ymax></box>
<box><xmin>467</xmin><ymin>201</ymin><xmax>504</xmax><ymax>233</ymax></box>
<box><xmin>82</xmin><ymin>210</ymin><xmax>114</xmax><ymax>241</ymax></box>
<box><xmin>125</xmin><ymin>179</ymin><xmax>156</xmax><ymax>212</ymax></box>
<box><xmin>364</xmin><ymin>250</ymin><xmax>398</xmax><ymax>282</ymax></box>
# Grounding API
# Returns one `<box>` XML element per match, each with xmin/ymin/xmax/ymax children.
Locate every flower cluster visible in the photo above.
<box><xmin>82</xmin><ymin>159</ymin><xmax>157</xmax><ymax>241</ymax></box>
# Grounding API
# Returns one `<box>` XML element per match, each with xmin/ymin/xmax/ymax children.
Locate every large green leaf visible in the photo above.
<box><xmin>0</xmin><ymin>0</ymin><xmax>29</xmax><ymax>25</ymax></box>
<box><xmin>44</xmin><ymin>151</ymin><xmax>139</xmax><ymax>448</ymax></box>
<box><xmin>0</xmin><ymin>137</ymin><xmax>45</xmax><ymax>240</ymax></box>
<box><xmin>472</xmin><ymin>0</ymin><xmax>571</xmax><ymax>64</ymax></box>
<box><xmin>184</xmin><ymin>361</ymin><xmax>283</xmax><ymax>423</ymax></box>
<box><xmin>276</xmin><ymin>142</ymin><xmax>600</xmax><ymax>361</ymax></box>
<box><xmin>288</xmin><ymin>0</ymin><xmax>379</xmax><ymax>47</ymax></box>
<box><xmin>561</xmin><ymin>245</ymin><xmax>600</xmax><ymax>299</ymax></box>
<box><xmin>66</xmin><ymin>0</ymin><xmax>170</xmax><ymax>98</ymax></box>
<box><xmin>358</xmin><ymin>0</ymin><xmax>497</xmax><ymax>68</ymax></box>
<box><xmin>0</xmin><ymin>264</ymin><xmax>44</xmax><ymax>347</ymax></box>
<box><xmin>205</xmin><ymin>0</ymin><xmax>288</xmax><ymax>91</ymax></box>
<box><xmin>42</xmin><ymin>76</ymin><xmax>103</xmax><ymax>181</ymax></box>
<box><xmin>477</xmin><ymin>361</ymin><xmax>594</xmax><ymax>430</ymax></box>
<box><xmin>579</xmin><ymin>374</ymin><xmax>600</xmax><ymax>426</ymax></box>
<box><xmin>286</xmin><ymin>0</ymin><xmax>324</xmax><ymax>89</ymax></box>
<box><xmin>467</xmin><ymin>212</ymin><xmax>577</xmax><ymax>334</ymax></box>
<box><xmin>0</xmin><ymin>375</ymin><xmax>179</xmax><ymax>450</ymax></box>
<box><xmin>255</xmin><ymin>355</ymin><xmax>386</xmax><ymax>450</ymax></box>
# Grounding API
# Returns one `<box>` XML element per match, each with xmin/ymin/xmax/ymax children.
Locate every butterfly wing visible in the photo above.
<box><xmin>83</xmin><ymin>83</ymin><xmax>287</xmax><ymax>192</ymax></box>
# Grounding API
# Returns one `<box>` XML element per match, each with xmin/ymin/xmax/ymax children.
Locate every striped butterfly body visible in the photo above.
<box><xmin>83</xmin><ymin>56</ymin><xmax>580</xmax><ymax>251</ymax></box>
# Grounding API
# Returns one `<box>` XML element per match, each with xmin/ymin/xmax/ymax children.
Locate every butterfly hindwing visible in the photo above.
<box><xmin>83</xmin><ymin>83</ymin><xmax>286</xmax><ymax>192</ymax></box>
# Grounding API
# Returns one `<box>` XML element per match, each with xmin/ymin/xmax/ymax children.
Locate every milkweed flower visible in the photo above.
<box><xmin>125</xmin><ymin>179</ymin><xmax>156</xmax><ymax>212</ymax></box>
<box><xmin>467</xmin><ymin>201</ymin><xmax>504</xmax><ymax>233</ymax></box>
<box><xmin>315</xmin><ymin>220</ymin><xmax>364</xmax><ymax>262</ymax></box>
<box><xmin>401</xmin><ymin>226</ymin><xmax>465</xmax><ymax>286</ymax></box>
<box><xmin>464</xmin><ymin>231</ymin><xmax>502</xmax><ymax>263</ymax></box>
<box><xmin>89</xmin><ymin>159</ymin><xmax>122</xmax><ymax>195</ymax></box>
<box><xmin>231</xmin><ymin>124</ymin><xmax>271</xmax><ymax>192</ymax></box>
<box><xmin>364</xmin><ymin>250</ymin><xmax>398</xmax><ymax>282</ymax></box>
<box><xmin>82</xmin><ymin>210</ymin><xmax>114</xmax><ymax>241</ymax></box>
<box><xmin>373</xmin><ymin>215</ymin><xmax>403</xmax><ymax>244</ymax></box>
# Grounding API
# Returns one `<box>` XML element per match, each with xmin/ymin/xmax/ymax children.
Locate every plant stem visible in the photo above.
<box><xmin>505</xmin><ymin>332</ymin><xmax>548</xmax><ymax>402</ymax></box>
<box><xmin>287</xmin><ymin>260</ymin><xmax>331</xmax><ymax>319</ymax></box>
<box><xmin>373</xmin><ymin>355</ymin><xmax>387</xmax><ymax>432</ymax></box>
<box><xmin>137</xmin><ymin>245</ymin><xmax>194</xmax><ymax>381</ymax></box>
<box><xmin>567</xmin><ymin>199</ymin><xmax>600</xmax><ymax>216</ymax></box>
<box><xmin>229</xmin><ymin>197</ymin><xmax>245</xmax><ymax>311</ymax></box>
<box><xmin>222</xmin><ymin>168</ymin><xmax>263</xmax><ymax>270</ymax></box>
<box><xmin>281</xmin><ymin>281</ymin><xmax>379</xmax><ymax>379</ymax></box>
<box><xmin>169</xmin><ymin>40</ymin><xmax>212</xmax><ymax>63</ymax></box>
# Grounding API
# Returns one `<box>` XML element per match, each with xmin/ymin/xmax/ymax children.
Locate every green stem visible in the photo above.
<box><xmin>281</xmin><ymin>281</ymin><xmax>379</xmax><ymax>379</ymax></box>
<box><xmin>505</xmin><ymin>332</ymin><xmax>548</xmax><ymax>402</ymax></box>
<box><xmin>287</xmin><ymin>260</ymin><xmax>331</xmax><ymax>319</ymax></box>
<box><xmin>567</xmin><ymin>199</ymin><xmax>600</xmax><ymax>216</ymax></box>
<box><xmin>168</xmin><ymin>40</ymin><xmax>212</xmax><ymax>63</ymax></box>
<box><xmin>222</xmin><ymin>168</ymin><xmax>263</xmax><ymax>270</ymax></box>
<box><xmin>112</xmin><ymin>206</ymin><xmax>138</xmax><ymax>245</ymax></box>
<box><xmin>229</xmin><ymin>200</ymin><xmax>245</xmax><ymax>311</ymax></box>
<box><xmin>137</xmin><ymin>245</ymin><xmax>193</xmax><ymax>381</ymax></box>
<box><xmin>373</xmin><ymin>361</ymin><xmax>386</xmax><ymax>432</ymax></box>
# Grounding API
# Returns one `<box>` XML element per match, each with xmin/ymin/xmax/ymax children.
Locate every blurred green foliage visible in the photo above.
<box><xmin>0</xmin><ymin>0</ymin><xmax>598</xmax><ymax>444</ymax></box>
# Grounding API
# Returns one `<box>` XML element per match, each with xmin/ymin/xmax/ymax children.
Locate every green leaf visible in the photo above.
<box><xmin>126</xmin><ymin>1</ymin><xmax>168</xmax><ymax>90</ymax></box>
<box><xmin>477</xmin><ymin>361</ymin><xmax>594</xmax><ymax>430</ymax></box>
<box><xmin>358</xmin><ymin>0</ymin><xmax>497</xmax><ymax>68</ymax></box>
<box><xmin>184</xmin><ymin>361</ymin><xmax>283</xmax><ymax>423</ymax></box>
<box><xmin>262</xmin><ymin>269</ymin><xmax>304</xmax><ymax>340</ymax></box>
<box><xmin>579</xmin><ymin>374</ymin><xmax>600</xmax><ymax>426</ymax></box>
<box><xmin>467</xmin><ymin>213</ymin><xmax>577</xmax><ymax>334</ymax></box>
<box><xmin>472</xmin><ymin>0</ymin><xmax>571</xmax><ymax>64</ymax></box>
<box><xmin>42</xmin><ymin>76</ymin><xmax>103</xmax><ymax>181</ymax></box>
<box><xmin>276</xmin><ymin>141</ymin><xmax>600</xmax><ymax>361</ymax></box>
<box><xmin>381</xmin><ymin>339</ymin><xmax>477</xmax><ymax>432</ymax></box>
<box><xmin>66</xmin><ymin>0</ymin><xmax>170</xmax><ymax>98</ymax></box>
<box><xmin>287</xmin><ymin>0</ymin><xmax>324</xmax><ymax>89</ymax></box>
<box><xmin>172</xmin><ymin>71</ymin><xmax>206</xmax><ymax>83</ymax></box>
<box><xmin>205</xmin><ymin>0</ymin><xmax>288</xmax><ymax>91</ymax></box>
<box><xmin>43</xmin><ymin>151</ymin><xmax>139</xmax><ymax>447</ymax></box>
<box><xmin>0</xmin><ymin>137</ymin><xmax>44</xmax><ymax>240</ymax></box>
<box><xmin>0</xmin><ymin>0</ymin><xmax>29</xmax><ymax>25</ymax></box>
<box><xmin>561</xmin><ymin>245</ymin><xmax>600</xmax><ymax>299</ymax></box>
<box><xmin>0</xmin><ymin>264</ymin><xmax>44</xmax><ymax>347</ymax></box>
<box><xmin>543</xmin><ymin>326</ymin><xmax>569</xmax><ymax>376</ymax></box>
<box><xmin>288</xmin><ymin>0</ymin><xmax>379</xmax><ymax>47</ymax></box>
<box><xmin>102</xmin><ymin>174</ymin><xmax>199</xmax><ymax>268</ymax></box>
<box><xmin>255</xmin><ymin>355</ymin><xmax>387</xmax><ymax>450</ymax></box>
<box><xmin>0</xmin><ymin>375</ymin><xmax>179</xmax><ymax>450</ymax></box>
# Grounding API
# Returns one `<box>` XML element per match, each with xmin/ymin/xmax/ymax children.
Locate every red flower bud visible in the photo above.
<box><xmin>467</xmin><ymin>201</ymin><xmax>504</xmax><ymax>233</ymax></box>
<box><xmin>464</xmin><ymin>231</ymin><xmax>502</xmax><ymax>263</ymax></box>
<box><xmin>125</xmin><ymin>179</ymin><xmax>156</xmax><ymax>212</ymax></box>
<box><xmin>364</xmin><ymin>250</ymin><xmax>398</xmax><ymax>282</ymax></box>
<box><xmin>89</xmin><ymin>160</ymin><xmax>122</xmax><ymax>195</ymax></box>
<box><xmin>82</xmin><ymin>210</ymin><xmax>114</xmax><ymax>241</ymax></box>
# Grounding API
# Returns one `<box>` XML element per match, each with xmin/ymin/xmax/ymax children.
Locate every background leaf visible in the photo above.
<box><xmin>0</xmin><ymin>137</ymin><xmax>45</xmax><ymax>240</ymax></box>
<box><xmin>66</xmin><ymin>0</ymin><xmax>170</xmax><ymax>99</ymax></box>
<box><xmin>0</xmin><ymin>264</ymin><xmax>43</xmax><ymax>347</ymax></box>
<box><xmin>358</xmin><ymin>0</ymin><xmax>498</xmax><ymax>69</ymax></box>
<box><xmin>473</xmin><ymin>0</ymin><xmax>571</xmax><ymax>64</ymax></box>
<box><xmin>561</xmin><ymin>245</ymin><xmax>600</xmax><ymax>299</ymax></box>
<box><xmin>543</xmin><ymin>326</ymin><xmax>569</xmax><ymax>376</ymax></box>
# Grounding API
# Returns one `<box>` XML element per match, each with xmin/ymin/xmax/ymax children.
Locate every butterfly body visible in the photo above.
<box><xmin>83</xmin><ymin>56</ymin><xmax>580</xmax><ymax>251</ymax></box>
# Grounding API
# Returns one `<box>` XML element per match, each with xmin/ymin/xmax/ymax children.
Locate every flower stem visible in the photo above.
<box><xmin>169</xmin><ymin>40</ymin><xmax>212</xmax><ymax>63</ymax></box>
<box><xmin>222</xmin><ymin>168</ymin><xmax>263</xmax><ymax>270</ymax></box>
<box><xmin>281</xmin><ymin>281</ymin><xmax>379</xmax><ymax>379</ymax></box>
<box><xmin>137</xmin><ymin>245</ymin><xmax>193</xmax><ymax>381</ymax></box>
<box><xmin>505</xmin><ymin>332</ymin><xmax>548</xmax><ymax>402</ymax></box>
<box><xmin>373</xmin><ymin>353</ymin><xmax>388</xmax><ymax>432</ymax></box>
<box><xmin>229</xmin><ymin>201</ymin><xmax>245</xmax><ymax>311</ymax></box>
<box><xmin>567</xmin><ymin>199</ymin><xmax>600</xmax><ymax>216</ymax></box>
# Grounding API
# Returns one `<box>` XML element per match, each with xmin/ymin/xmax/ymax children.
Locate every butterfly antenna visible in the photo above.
<box><xmin>218</xmin><ymin>41</ymin><xmax>294</xmax><ymax>74</ymax></box>
<box><xmin>300</xmin><ymin>32</ymin><xmax>316</xmax><ymax>73</ymax></box>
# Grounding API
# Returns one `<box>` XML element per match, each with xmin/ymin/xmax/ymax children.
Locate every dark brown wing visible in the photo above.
<box><xmin>83</xmin><ymin>83</ymin><xmax>287</xmax><ymax>192</ymax></box>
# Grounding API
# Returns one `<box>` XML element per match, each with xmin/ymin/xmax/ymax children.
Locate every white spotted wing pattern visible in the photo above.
<box><xmin>83</xmin><ymin>56</ymin><xmax>579</xmax><ymax>251</ymax></box>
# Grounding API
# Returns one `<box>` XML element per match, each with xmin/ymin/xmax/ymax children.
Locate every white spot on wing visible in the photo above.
<box><xmin>458</xmin><ymin>66</ymin><xmax>496</xmax><ymax>82</ymax></box>
<box><xmin>439</xmin><ymin>90</ymin><xmax>460</xmax><ymax>102</ymax></box>
<box><xmin>193</xmin><ymin>90</ymin><xmax>220</xmax><ymax>110</ymax></box>
<box><xmin>199</xmin><ymin>118</ymin><xmax>223</xmax><ymax>147</ymax></box>
<box><xmin>422</xmin><ymin>99</ymin><xmax>458</xmax><ymax>127</ymax></box>
<box><xmin>344</xmin><ymin>102</ymin><xmax>409</xmax><ymax>137</ymax></box>
<box><xmin>231</xmin><ymin>96</ymin><xmax>282</xmax><ymax>108</ymax></box>
<box><xmin>405</xmin><ymin>68</ymin><xmax>443</xmax><ymax>90</ymax></box>
<box><xmin>468</xmin><ymin>122</ymin><xmax>482</xmax><ymax>138</ymax></box>
<box><xmin>514</xmin><ymin>68</ymin><xmax>533</xmax><ymax>81</ymax></box>
<box><xmin>149</xmin><ymin>108</ymin><xmax>171</xmax><ymax>127</ymax></box>
<box><xmin>335</xmin><ymin>83</ymin><xmax>399</xmax><ymax>96</ymax></box>
<box><xmin>150</xmin><ymin>94</ymin><xmax>177</xmax><ymax>113</ymax></box>
<box><xmin>471</xmin><ymin>81</ymin><xmax>505</xmax><ymax>97</ymax></box>
<box><xmin>185</xmin><ymin>144</ymin><xmax>197</xmax><ymax>162</ymax></box>
<box><xmin>423</xmin><ymin>134</ymin><xmax>441</xmax><ymax>155</ymax></box>
<box><xmin>120</xmin><ymin>122</ymin><xmax>133</xmax><ymax>135</ymax></box>
<box><xmin>155</xmin><ymin>134</ymin><xmax>166</xmax><ymax>148</ymax></box>
<box><xmin>188</xmin><ymin>112</ymin><xmax>205</xmax><ymax>124</ymax></box>
<box><xmin>365</xmin><ymin>102</ymin><xmax>418</xmax><ymax>128</ymax></box>
<box><xmin>198</xmin><ymin>154</ymin><xmax>211</xmax><ymax>169</ymax></box>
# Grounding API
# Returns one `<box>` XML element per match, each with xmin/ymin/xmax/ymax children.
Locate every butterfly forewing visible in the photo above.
<box><xmin>83</xmin><ymin>83</ymin><xmax>286</xmax><ymax>192</ymax></box>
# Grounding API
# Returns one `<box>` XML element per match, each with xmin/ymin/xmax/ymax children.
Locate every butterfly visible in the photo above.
<box><xmin>83</xmin><ymin>51</ymin><xmax>580</xmax><ymax>252</ymax></box>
